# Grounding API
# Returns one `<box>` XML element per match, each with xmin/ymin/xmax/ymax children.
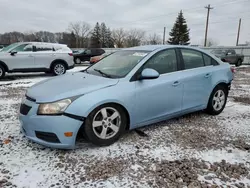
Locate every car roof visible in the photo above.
<box><xmin>13</xmin><ymin>42</ymin><xmax>67</xmax><ymax>46</ymax></box>
<box><xmin>123</xmin><ymin>45</ymin><xmax>204</xmax><ymax>52</ymax></box>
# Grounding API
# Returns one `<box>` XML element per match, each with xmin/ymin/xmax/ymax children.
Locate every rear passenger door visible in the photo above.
<box><xmin>179</xmin><ymin>48</ymin><xmax>214</xmax><ymax>111</ymax></box>
<box><xmin>33</xmin><ymin>44</ymin><xmax>54</xmax><ymax>69</ymax></box>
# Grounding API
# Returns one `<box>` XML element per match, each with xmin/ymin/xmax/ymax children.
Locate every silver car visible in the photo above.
<box><xmin>0</xmin><ymin>42</ymin><xmax>75</xmax><ymax>79</ymax></box>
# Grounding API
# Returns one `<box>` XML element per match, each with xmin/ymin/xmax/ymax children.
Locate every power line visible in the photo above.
<box><xmin>109</xmin><ymin>0</ymin><xmax>249</xmax><ymax>27</ymax></box>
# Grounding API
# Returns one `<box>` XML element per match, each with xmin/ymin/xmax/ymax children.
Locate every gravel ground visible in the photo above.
<box><xmin>0</xmin><ymin>66</ymin><xmax>250</xmax><ymax>188</ymax></box>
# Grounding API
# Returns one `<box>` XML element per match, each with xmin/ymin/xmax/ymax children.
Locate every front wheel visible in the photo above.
<box><xmin>206</xmin><ymin>85</ymin><xmax>228</xmax><ymax>115</ymax></box>
<box><xmin>235</xmin><ymin>59</ymin><xmax>242</xmax><ymax>67</ymax></box>
<box><xmin>52</xmin><ymin>62</ymin><xmax>66</xmax><ymax>76</ymax></box>
<box><xmin>83</xmin><ymin>104</ymin><xmax>127</xmax><ymax>146</ymax></box>
<box><xmin>75</xmin><ymin>58</ymin><xmax>81</xmax><ymax>64</ymax></box>
<box><xmin>0</xmin><ymin>65</ymin><xmax>6</xmax><ymax>79</ymax></box>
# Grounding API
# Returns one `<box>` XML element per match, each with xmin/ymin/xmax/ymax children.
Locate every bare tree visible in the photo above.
<box><xmin>125</xmin><ymin>29</ymin><xmax>145</xmax><ymax>47</ymax></box>
<box><xmin>68</xmin><ymin>21</ymin><xmax>91</xmax><ymax>48</ymax></box>
<box><xmin>146</xmin><ymin>33</ymin><xmax>161</xmax><ymax>45</ymax></box>
<box><xmin>201</xmin><ymin>38</ymin><xmax>218</xmax><ymax>47</ymax></box>
<box><xmin>112</xmin><ymin>28</ymin><xmax>127</xmax><ymax>48</ymax></box>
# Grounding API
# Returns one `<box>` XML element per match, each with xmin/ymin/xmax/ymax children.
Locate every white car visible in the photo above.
<box><xmin>0</xmin><ymin>42</ymin><xmax>75</xmax><ymax>79</ymax></box>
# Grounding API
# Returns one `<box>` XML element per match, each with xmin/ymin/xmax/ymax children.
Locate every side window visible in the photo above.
<box><xmin>230</xmin><ymin>50</ymin><xmax>235</xmax><ymax>55</ymax></box>
<box><xmin>12</xmin><ymin>44</ymin><xmax>32</xmax><ymax>52</ymax></box>
<box><xmin>203</xmin><ymin>54</ymin><xmax>212</xmax><ymax>66</ymax></box>
<box><xmin>23</xmin><ymin>45</ymin><xmax>33</xmax><ymax>52</ymax></box>
<box><xmin>143</xmin><ymin>49</ymin><xmax>178</xmax><ymax>74</ymax></box>
<box><xmin>85</xmin><ymin>49</ymin><xmax>91</xmax><ymax>55</ymax></box>
<box><xmin>203</xmin><ymin>54</ymin><xmax>219</xmax><ymax>66</ymax></box>
<box><xmin>35</xmin><ymin>44</ymin><xmax>53</xmax><ymax>52</ymax></box>
<box><xmin>181</xmin><ymin>49</ymin><xmax>204</xmax><ymax>69</ymax></box>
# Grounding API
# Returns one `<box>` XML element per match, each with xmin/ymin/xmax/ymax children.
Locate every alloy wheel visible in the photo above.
<box><xmin>54</xmin><ymin>64</ymin><xmax>65</xmax><ymax>75</ymax></box>
<box><xmin>212</xmin><ymin>89</ymin><xmax>225</xmax><ymax>111</ymax></box>
<box><xmin>92</xmin><ymin>107</ymin><xmax>121</xmax><ymax>140</ymax></box>
<box><xmin>76</xmin><ymin>58</ymin><xmax>81</xmax><ymax>64</ymax></box>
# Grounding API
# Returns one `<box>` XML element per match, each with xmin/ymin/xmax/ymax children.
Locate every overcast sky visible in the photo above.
<box><xmin>0</xmin><ymin>0</ymin><xmax>250</xmax><ymax>46</ymax></box>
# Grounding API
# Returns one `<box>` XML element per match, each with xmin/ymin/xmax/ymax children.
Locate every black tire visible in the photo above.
<box><xmin>75</xmin><ymin>58</ymin><xmax>81</xmax><ymax>64</ymax></box>
<box><xmin>51</xmin><ymin>62</ymin><xmax>67</xmax><ymax>76</ymax></box>
<box><xmin>206</xmin><ymin>85</ymin><xmax>228</xmax><ymax>115</ymax></box>
<box><xmin>83</xmin><ymin>104</ymin><xmax>127</xmax><ymax>146</ymax></box>
<box><xmin>0</xmin><ymin>64</ymin><xmax>6</xmax><ymax>79</ymax></box>
<box><xmin>235</xmin><ymin>59</ymin><xmax>242</xmax><ymax>67</ymax></box>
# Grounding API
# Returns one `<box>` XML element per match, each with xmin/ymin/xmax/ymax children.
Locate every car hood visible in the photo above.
<box><xmin>26</xmin><ymin>72</ymin><xmax>119</xmax><ymax>103</ymax></box>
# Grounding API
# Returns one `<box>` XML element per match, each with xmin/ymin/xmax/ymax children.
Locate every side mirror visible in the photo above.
<box><xmin>10</xmin><ymin>51</ymin><xmax>17</xmax><ymax>56</ymax></box>
<box><xmin>139</xmin><ymin>68</ymin><xmax>160</xmax><ymax>80</ymax></box>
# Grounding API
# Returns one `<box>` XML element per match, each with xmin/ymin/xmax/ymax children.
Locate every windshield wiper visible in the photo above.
<box><xmin>94</xmin><ymin>69</ymin><xmax>113</xmax><ymax>78</ymax></box>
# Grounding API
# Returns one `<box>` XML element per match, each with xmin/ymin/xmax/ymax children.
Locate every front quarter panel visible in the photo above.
<box><xmin>65</xmin><ymin>80</ymin><xmax>137</xmax><ymax>128</ymax></box>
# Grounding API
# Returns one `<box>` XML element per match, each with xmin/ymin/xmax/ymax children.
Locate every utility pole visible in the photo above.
<box><xmin>163</xmin><ymin>27</ymin><xmax>166</xmax><ymax>44</ymax></box>
<box><xmin>236</xmin><ymin>18</ymin><xmax>242</xmax><ymax>46</ymax></box>
<box><xmin>204</xmin><ymin>4</ymin><xmax>213</xmax><ymax>47</ymax></box>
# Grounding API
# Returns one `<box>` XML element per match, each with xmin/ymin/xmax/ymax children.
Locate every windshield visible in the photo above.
<box><xmin>211</xmin><ymin>49</ymin><xmax>226</xmax><ymax>54</ymax></box>
<box><xmin>85</xmin><ymin>50</ymin><xmax>150</xmax><ymax>78</ymax></box>
<box><xmin>1</xmin><ymin>43</ymin><xmax>19</xmax><ymax>52</ymax></box>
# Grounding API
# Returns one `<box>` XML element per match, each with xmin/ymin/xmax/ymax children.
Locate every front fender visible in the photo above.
<box><xmin>65</xmin><ymin>81</ymin><xmax>136</xmax><ymax>126</ymax></box>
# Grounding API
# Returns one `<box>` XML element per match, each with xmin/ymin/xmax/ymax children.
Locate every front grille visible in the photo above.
<box><xmin>35</xmin><ymin>131</ymin><xmax>61</xmax><ymax>143</ymax></box>
<box><xmin>25</xmin><ymin>95</ymin><xmax>36</xmax><ymax>102</ymax></box>
<box><xmin>20</xmin><ymin>104</ymin><xmax>32</xmax><ymax>115</ymax></box>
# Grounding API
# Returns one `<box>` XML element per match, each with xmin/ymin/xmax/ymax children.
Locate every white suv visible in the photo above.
<box><xmin>0</xmin><ymin>42</ymin><xmax>75</xmax><ymax>79</ymax></box>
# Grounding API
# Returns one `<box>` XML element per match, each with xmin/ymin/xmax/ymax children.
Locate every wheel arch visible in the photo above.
<box><xmin>78</xmin><ymin>101</ymin><xmax>131</xmax><ymax>132</ymax></box>
<box><xmin>50</xmin><ymin>59</ymin><xmax>69</xmax><ymax>70</ymax></box>
<box><xmin>0</xmin><ymin>60</ymin><xmax>9</xmax><ymax>72</ymax></box>
<box><xmin>207</xmin><ymin>81</ymin><xmax>230</xmax><ymax>106</ymax></box>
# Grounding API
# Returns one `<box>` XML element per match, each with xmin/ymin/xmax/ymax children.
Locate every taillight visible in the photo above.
<box><xmin>230</xmin><ymin>66</ymin><xmax>236</xmax><ymax>73</ymax></box>
<box><xmin>68</xmin><ymin>53</ymin><xmax>73</xmax><ymax>56</ymax></box>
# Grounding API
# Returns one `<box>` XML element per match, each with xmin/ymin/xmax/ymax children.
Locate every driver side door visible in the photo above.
<box><xmin>134</xmin><ymin>49</ymin><xmax>183</xmax><ymax>127</ymax></box>
<box><xmin>7</xmin><ymin>44</ymin><xmax>35</xmax><ymax>70</ymax></box>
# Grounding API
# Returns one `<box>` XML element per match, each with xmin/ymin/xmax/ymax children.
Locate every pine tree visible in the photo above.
<box><xmin>105</xmin><ymin>28</ymin><xmax>114</xmax><ymax>48</ymax></box>
<box><xmin>100</xmin><ymin>23</ymin><xmax>107</xmax><ymax>48</ymax></box>
<box><xmin>90</xmin><ymin>22</ymin><xmax>101</xmax><ymax>48</ymax></box>
<box><xmin>69</xmin><ymin>32</ymin><xmax>76</xmax><ymax>48</ymax></box>
<box><xmin>167</xmin><ymin>10</ymin><xmax>190</xmax><ymax>45</ymax></box>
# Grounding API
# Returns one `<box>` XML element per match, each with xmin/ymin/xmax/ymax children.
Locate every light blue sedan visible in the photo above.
<box><xmin>19</xmin><ymin>45</ymin><xmax>234</xmax><ymax>149</ymax></box>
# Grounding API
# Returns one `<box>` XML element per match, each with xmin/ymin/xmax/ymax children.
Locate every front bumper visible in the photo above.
<box><xmin>19</xmin><ymin>97</ymin><xmax>83</xmax><ymax>149</ymax></box>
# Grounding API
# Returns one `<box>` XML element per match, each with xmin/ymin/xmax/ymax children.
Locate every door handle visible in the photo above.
<box><xmin>28</xmin><ymin>55</ymin><xmax>33</xmax><ymax>57</ymax></box>
<box><xmin>172</xmin><ymin>81</ymin><xmax>180</xmax><ymax>87</ymax></box>
<box><xmin>204</xmin><ymin>73</ymin><xmax>211</xmax><ymax>78</ymax></box>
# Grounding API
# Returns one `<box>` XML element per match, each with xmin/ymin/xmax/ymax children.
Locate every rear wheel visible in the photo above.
<box><xmin>0</xmin><ymin>65</ymin><xmax>6</xmax><ymax>79</ymax></box>
<box><xmin>83</xmin><ymin>104</ymin><xmax>127</xmax><ymax>146</ymax></box>
<box><xmin>52</xmin><ymin>62</ymin><xmax>66</xmax><ymax>76</ymax></box>
<box><xmin>206</xmin><ymin>85</ymin><xmax>228</xmax><ymax>115</ymax></box>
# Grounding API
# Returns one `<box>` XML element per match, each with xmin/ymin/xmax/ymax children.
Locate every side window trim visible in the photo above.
<box><xmin>178</xmin><ymin>48</ymin><xmax>220</xmax><ymax>69</ymax></box>
<box><xmin>130</xmin><ymin>48</ymin><xmax>180</xmax><ymax>82</ymax></box>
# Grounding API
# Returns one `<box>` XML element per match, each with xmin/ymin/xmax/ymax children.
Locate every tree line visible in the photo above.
<box><xmin>0</xmin><ymin>11</ymin><xmax>192</xmax><ymax>48</ymax></box>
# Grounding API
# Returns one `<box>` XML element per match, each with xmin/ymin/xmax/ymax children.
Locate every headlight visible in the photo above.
<box><xmin>37</xmin><ymin>99</ymin><xmax>72</xmax><ymax>115</ymax></box>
